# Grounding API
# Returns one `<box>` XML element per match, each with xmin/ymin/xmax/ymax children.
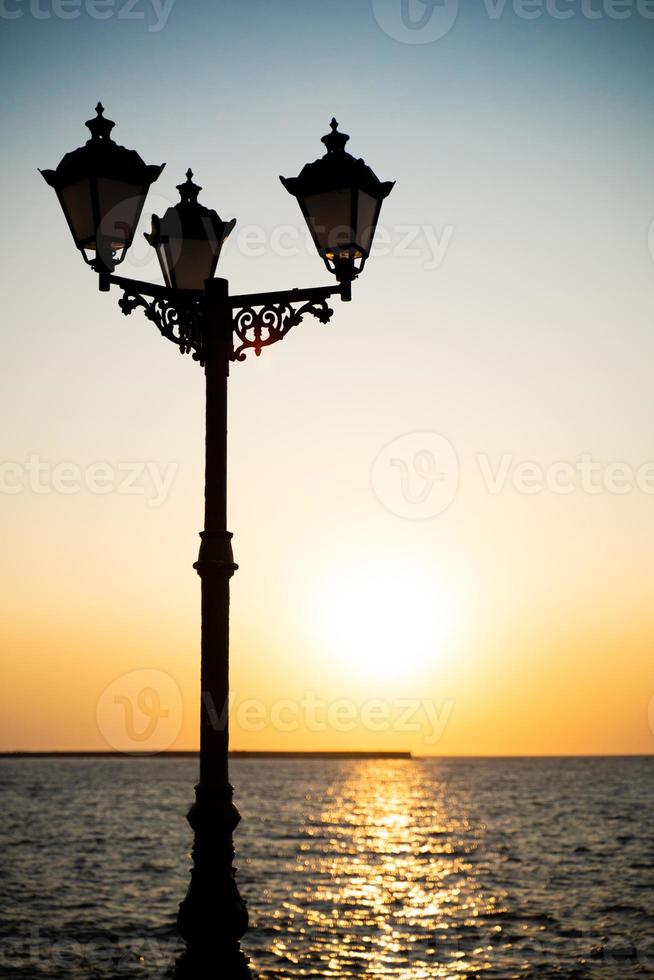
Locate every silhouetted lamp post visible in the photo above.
<box><xmin>41</xmin><ymin>104</ymin><xmax>394</xmax><ymax>978</ymax></box>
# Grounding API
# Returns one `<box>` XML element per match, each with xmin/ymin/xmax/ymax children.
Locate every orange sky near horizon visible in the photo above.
<box><xmin>2</xmin><ymin>2</ymin><xmax>654</xmax><ymax>758</ymax></box>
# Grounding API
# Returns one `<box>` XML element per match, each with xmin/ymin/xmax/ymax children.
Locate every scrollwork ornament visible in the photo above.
<box><xmin>232</xmin><ymin>299</ymin><xmax>334</xmax><ymax>361</ymax></box>
<box><xmin>115</xmin><ymin>285</ymin><xmax>337</xmax><ymax>366</ymax></box>
<box><xmin>118</xmin><ymin>291</ymin><xmax>207</xmax><ymax>363</ymax></box>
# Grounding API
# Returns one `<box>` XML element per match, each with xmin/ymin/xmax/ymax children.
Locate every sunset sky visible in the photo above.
<box><xmin>2</xmin><ymin>0</ymin><xmax>654</xmax><ymax>755</ymax></box>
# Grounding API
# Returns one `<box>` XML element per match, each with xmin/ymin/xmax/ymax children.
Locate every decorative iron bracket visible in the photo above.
<box><xmin>110</xmin><ymin>273</ymin><xmax>207</xmax><ymax>362</ymax></box>
<box><xmin>108</xmin><ymin>275</ymin><xmax>347</xmax><ymax>365</ymax></box>
<box><xmin>118</xmin><ymin>289</ymin><xmax>207</xmax><ymax>362</ymax></box>
<box><xmin>229</xmin><ymin>283</ymin><xmax>344</xmax><ymax>361</ymax></box>
<box><xmin>230</xmin><ymin>298</ymin><xmax>333</xmax><ymax>361</ymax></box>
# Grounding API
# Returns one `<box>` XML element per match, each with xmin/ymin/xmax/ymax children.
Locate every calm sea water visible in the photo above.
<box><xmin>1</xmin><ymin>757</ymin><xmax>653</xmax><ymax>978</ymax></box>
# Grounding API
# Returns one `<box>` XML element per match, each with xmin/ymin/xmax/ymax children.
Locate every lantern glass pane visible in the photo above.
<box><xmin>304</xmin><ymin>189</ymin><xmax>352</xmax><ymax>253</ymax></box>
<box><xmin>170</xmin><ymin>238</ymin><xmax>218</xmax><ymax>291</ymax></box>
<box><xmin>98</xmin><ymin>178</ymin><xmax>144</xmax><ymax>250</ymax></box>
<box><xmin>60</xmin><ymin>178</ymin><xmax>95</xmax><ymax>246</ymax></box>
<box><xmin>157</xmin><ymin>242</ymin><xmax>173</xmax><ymax>290</ymax></box>
<box><xmin>357</xmin><ymin>190</ymin><xmax>379</xmax><ymax>254</ymax></box>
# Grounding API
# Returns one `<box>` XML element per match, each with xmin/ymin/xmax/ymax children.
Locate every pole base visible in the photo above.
<box><xmin>175</xmin><ymin>783</ymin><xmax>252</xmax><ymax>978</ymax></box>
<box><xmin>172</xmin><ymin>945</ymin><xmax>254</xmax><ymax>979</ymax></box>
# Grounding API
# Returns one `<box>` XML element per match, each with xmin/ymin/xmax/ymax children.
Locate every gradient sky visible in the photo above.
<box><xmin>2</xmin><ymin>0</ymin><xmax>654</xmax><ymax>754</ymax></box>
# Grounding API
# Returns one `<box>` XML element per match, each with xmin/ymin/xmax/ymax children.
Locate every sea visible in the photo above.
<box><xmin>1</xmin><ymin>756</ymin><xmax>653</xmax><ymax>978</ymax></box>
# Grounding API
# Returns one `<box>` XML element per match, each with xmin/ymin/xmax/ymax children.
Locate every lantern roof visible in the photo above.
<box><xmin>280</xmin><ymin>119</ymin><xmax>395</xmax><ymax>200</ymax></box>
<box><xmin>40</xmin><ymin>103</ymin><xmax>164</xmax><ymax>189</ymax></box>
<box><xmin>145</xmin><ymin>169</ymin><xmax>236</xmax><ymax>245</ymax></box>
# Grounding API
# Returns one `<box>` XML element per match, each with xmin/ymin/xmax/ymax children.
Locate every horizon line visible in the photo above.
<box><xmin>1</xmin><ymin>750</ymin><xmax>652</xmax><ymax>760</ymax></box>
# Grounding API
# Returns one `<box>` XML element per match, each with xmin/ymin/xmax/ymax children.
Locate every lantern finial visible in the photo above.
<box><xmin>85</xmin><ymin>102</ymin><xmax>115</xmax><ymax>142</ymax></box>
<box><xmin>177</xmin><ymin>168</ymin><xmax>202</xmax><ymax>204</ymax></box>
<box><xmin>321</xmin><ymin>118</ymin><xmax>349</xmax><ymax>154</ymax></box>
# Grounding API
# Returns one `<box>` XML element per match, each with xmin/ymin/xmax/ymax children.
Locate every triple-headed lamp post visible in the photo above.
<box><xmin>41</xmin><ymin>104</ymin><xmax>394</xmax><ymax>977</ymax></box>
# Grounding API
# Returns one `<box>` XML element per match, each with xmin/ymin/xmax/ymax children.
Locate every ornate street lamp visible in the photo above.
<box><xmin>41</xmin><ymin>106</ymin><xmax>394</xmax><ymax>978</ymax></box>
<box><xmin>281</xmin><ymin>118</ymin><xmax>394</xmax><ymax>299</ymax></box>
<box><xmin>145</xmin><ymin>169</ymin><xmax>236</xmax><ymax>291</ymax></box>
<box><xmin>40</xmin><ymin>103</ymin><xmax>164</xmax><ymax>289</ymax></box>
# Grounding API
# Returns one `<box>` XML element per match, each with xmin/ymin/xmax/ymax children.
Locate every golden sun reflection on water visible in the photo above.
<box><xmin>268</xmin><ymin>761</ymin><xmax>509</xmax><ymax>977</ymax></box>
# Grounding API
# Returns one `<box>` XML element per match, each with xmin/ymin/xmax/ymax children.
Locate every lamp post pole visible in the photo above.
<box><xmin>174</xmin><ymin>277</ymin><xmax>252</xmax><ymax>977</ymax></box>
<box><xmin>41</xmin><ymin>107</ymin><xmax>394</xmax><ymax>978</ymax></box>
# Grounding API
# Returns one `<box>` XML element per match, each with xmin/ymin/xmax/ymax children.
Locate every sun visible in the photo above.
<box><xmin>314</xmin><ymin>556</ymin><xmax>457</xmax><ymax>681</ymax></box>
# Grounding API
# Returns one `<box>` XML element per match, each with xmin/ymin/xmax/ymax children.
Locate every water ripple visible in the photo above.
<box><xmin>0</xmin><ymin>757</ymin><xmax>652</xmax><ymax>978</ymax></box>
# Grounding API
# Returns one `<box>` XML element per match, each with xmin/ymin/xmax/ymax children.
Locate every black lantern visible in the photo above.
<box><xmin>280</xmin><ymin>119</ymin><xmax>394</xmax><ymax>288</ymax></box>
<box><xmin>40</xmin><ymin>104</ymin><xmax>164</xmax><ymax>277</ymax></box>
<box><xmin>145</xmin><ymin>170</ymin><xmax>236</xmax><ymax>292</ymax></box>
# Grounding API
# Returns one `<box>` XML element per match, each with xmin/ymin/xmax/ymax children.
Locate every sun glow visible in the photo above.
<box><xmin>315</xmin><ymin>557</ymin><xmax>457</xmax><ymax>680</ymax></box>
